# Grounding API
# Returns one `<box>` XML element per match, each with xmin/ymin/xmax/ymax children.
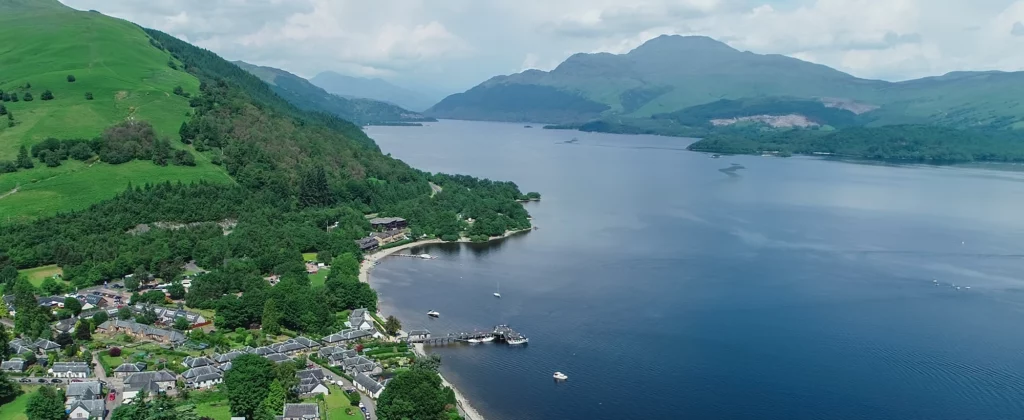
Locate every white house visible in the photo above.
<box><xmin>122</xmin><ymin>370</ymin><xmax>176</xmax><ymax>403</ymax></box>
<box><xmin>182</xmin><ymin>365</ymin><xmax>223</xmax><ymax>389</ymax></box>
<box><xmin>295</xmin><ymin>369</ymin><xmax>329</xmax><ymax>396</ymax></box>
<box><xmin>354</xmin><ymin>372</ymin><xmax>386</xmax><ymax>399</ymax></box>
<box><xmin>49</xmin><ymin>362</ymin><xmax>90</xmax><ymax>378</ymax></box>
<box><xmin>68</xmin><ymin>399</ymin><xmax>105</xmax><ymax>419</ymax></box>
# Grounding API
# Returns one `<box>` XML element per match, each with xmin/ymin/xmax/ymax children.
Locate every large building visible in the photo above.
<box><xmin>369</xmin><ymin>217</ymin><xmax>407</xmax><ymax>231</ymax></box>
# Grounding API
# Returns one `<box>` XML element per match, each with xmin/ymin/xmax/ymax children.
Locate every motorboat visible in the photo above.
<box><xmin>494</xmin><ymin>280</ymin><xmax>501</xmax><ymax>298</ymax></box>
<box><xmin>553</xmin><ymin>372</ymin><xmax>568</xmax><ymax>381</ymax></box>
<box><xmin>427</xmin><ymin>310</ymin><xmax>440</xmax><ymax>318</ymax></box>
<box><xmin>507</xmin><ymin>336</ymin><xmax>529</xmax><ymax>345</ymax></box>
<box><xmin>467</xmin><ymin>339</ymin><xmax>481</xmax><ymax>344</ymax></box>
<box><xmin>480</xmin><ymin>336</ymin><xmax>495</xmax><ymax>343</ymax></box>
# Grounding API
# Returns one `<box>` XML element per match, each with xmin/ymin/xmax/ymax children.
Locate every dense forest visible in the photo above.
<box><xmin>0</xmin><ymin>29</ymin><xmax>536</xmax><ymax>338</ymax></box>
<box><xmin>688</xmin><ymin>125</ymin><xmax>1024</xmax><ymax>162</ymax></box>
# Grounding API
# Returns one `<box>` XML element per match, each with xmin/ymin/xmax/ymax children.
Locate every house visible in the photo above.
<box><xmin>49</xmin><ymin>362</ymin><xmax>90</xmax><ymax>378</ymax></box>
<box><xmin>68</xmin><ymin>399</ymin><xmax>106</xmax><ymax>419</ymax></box>
<box><xmin>65</xmin><ymin>381</ymin><xmax>103</xmax><ymax>407</ymax></box>
<box><xmin>132</xmin><ymin>305</ymin><xmax>207</xmax><ymax>326</ymax></box>
<box><xmin>212</xmin><ymin>350</ymin><xmax>246</xmax><ymax>365</ymax></box>
<box><xmin>282</xmin><ymin>403</ymin><xmax>320</xmax><ymax>420</ymax></box>
<box><xmin>371</xmin><ymin>229</ymin><xmax>407</xmax><ymax>247</ymax></box>
<box><xmin>182</xmin><ymin>356</ymin><xmax>214</xmax><ymax>369</ymax></box>
<box><xmin>342</xmin><ymin>356</ymin><xmax>379</xmax><ymax>375</ymax></box>
<box><xmin>270</xmin><ymin>340</ymin><xmax>306</xmax><ymax>355</ymax></box>
<box><xmin>354</xmin><ymin>372</ymin><xmax>386</xmax><ymax>399</ymax></box>
<box><xmin>54</xmin><ymin>318</ymin><xmax>77</xmax><ymax>334</ymax></box>
<box><xmin>123</xmin><ymin>370</ymin><xmax>176</xmax><ymax>403</ymax></box>
<box><xmin>113</xmin><ymin>362</ymin><xmax>146</xmax><ymax>378</ymax></box>
<box><xmin>322</xmin><ymin>329</ymin><xmax>375</xmax><ymax>345</ymax></box>
<box><xmin>96</xmin><ymin>320</ymin><xmax>185</xmax><ymax>345</ymax></box>
<box><xmin>8</xmin><ymin>338</ymin><xmax>35</xmax><ymax>355</ymax></box>
<box><xmin>254</xmin><ymin>346</ymin><xmax>277</xmax><ymax>356</ymax></box>
<box><xmin>348</xmin><ymin>309</ymin><xmax>374</xmax><ymax>331</ymax></box>
<box><xmin>295</xmin><ymin>368</ymin><xmax>328</xmax><ymax>396</ymax></box>
<box><xmin>305</xmin><ymin>262</ymin><xmax>320</xmax><ymax>274</ymax></box>
<box><xmin>37</xmin><ymin>296</ymin><xmax>64</xmax><ymax>310</ymax></box>
<box><xmin>369</xmin><ymin>217</ymin><xmax>407</xmax><ymax>231</ymax></box>
<box><xmin>266</xmin><ymin>353</ymin><xmax>292</xmax><ymax>364</ymax></box>
<box><xmin>406</xmin><ymin>329</ymin><xmax>431</xmax><ymax>342</ymax></box>
<box><xmin>0</xmin><ymin>358</ymin><xmax>26</xmax><ymax>372</ymax></box>
<box><xmin>33</xmin><ymin>338</ymin><xmax>61</xmax><ymax>353</ymax></box>
<box><xmin>294</xmin><ymin>336</ymin><xmax>319</xmax><ymax>350</ymax></box>
<box><xmin>83</xmin><ymin>294</ymin><xmax>105</xmax><ymax>309</ymax></box>
<box><xmin>182</xmin><ymin>366</ymin><xmax>223</xmax><ymax>389</ymax></box>
<box><xmin>355</xmin><ymin>237</ymin><xmax>379</xmax><ymax>251</ymax></box>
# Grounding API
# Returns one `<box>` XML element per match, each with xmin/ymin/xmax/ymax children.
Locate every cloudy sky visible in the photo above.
<box><xmin>61</xmin><ymin>0</ymin><xmax>1024</xmax><ymax>94</ymax></box>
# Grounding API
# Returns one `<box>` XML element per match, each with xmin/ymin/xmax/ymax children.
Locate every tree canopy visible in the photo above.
<box><xmin>224</xmin><ymin>354</ymin><xmax>276</xmax><ymax>419</ymax></box>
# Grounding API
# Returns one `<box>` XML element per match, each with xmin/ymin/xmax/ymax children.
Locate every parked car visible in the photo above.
<box><xmin>19</xmin><ymin>378</ymin><xmax>29</xmax><ymax>383</ymax></box>
<box><xmin>50</xmin><ymin>379</ymin><xmax>61</xmax><ymax>383</ymax></box>
<box><xmin>109</xmin><ymin>392</ymin><xmax>116</xmax><ymax>401</ymax></box>
<box><xmin>37</xmin><ymin>378</ymin><xmax>46</xmax><ymax>383</ymax></box>
<box><xmin>71</xmin><ymin>379</ymin><xmax>82</xmax><ymax>383</ymax></box>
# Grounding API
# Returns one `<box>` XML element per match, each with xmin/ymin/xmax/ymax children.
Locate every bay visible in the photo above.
<box><xmin>365</xmin><ymin>120</ymin><xmax>1024</xmax><ymax>420</ymax></box>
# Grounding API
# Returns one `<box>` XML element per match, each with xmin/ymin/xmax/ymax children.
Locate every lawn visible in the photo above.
<box><xmin>303</xmin><ymin>253</ymin><xmax>318</xmax><ymax>262</ymax></box>
<box><xmin>310</xmin><ymin>268</ymin><xmax>331</xmax><ymax>287</ymax></box>
<box><xmin>0</xmin><ymin>2</ymin><xmax>233</xmax><ymax>221</ymax></box>
<box><xmin>320</xmin><ymin>386</ymin><xmax>364</xmax><ymax>420</ymax></box>
<box><xmin>193</xmin><ymin>399</ymin><xmax>233</xmax><ymax>419</ymax></box>
<box><xmin>0</xmin><ymin>387</ymin><xmax>40</xmax><ymax>420</ymax></box>
<box><xmin>18</xmin><ymin>264</ymin><xmax>65</xmax><ymax>286</ymax></box>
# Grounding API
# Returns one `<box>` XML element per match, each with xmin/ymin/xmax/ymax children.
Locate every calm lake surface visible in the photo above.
<box><xmin>365</xmin><ymin>120</ymin><xmax>1024</xmax><ymax>420</ymax></box>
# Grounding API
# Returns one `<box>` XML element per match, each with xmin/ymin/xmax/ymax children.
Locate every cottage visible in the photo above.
<box><xmin>354</xmin><ymin>372</ymin><xmax>386</xmax><ymax>399</ymax></box>
<box><xmin>68</xmin><ymin>399</ymin><xmax>106</xmax><ymax>419</ymax></box>
<box><xmin>182</xmin><ymin>366</ymin><xmax>224</xmax><ymax>389</ymax></box>
<box><xmin>0</xmin><ymin>358</ymin><xmax>26</xmax><ymax>372</ymax></box>
<box><xmin>182</xmin><ymin>356</ymin><xmax>214</xmax><ymax>369</ymax></box>
<box><xmin>212</xmin><ymin>350</ymin><xmax>245</xmax><ymax>365</ymax></box>
<box><xmin>133</xmin><ymin>305</ymin><xmax>207</xmax><ymax>326</ymax></box>
<box><xmin>355</xmin><ymin>237</ymin><xmax>379</xmax><ymax>251</ymax></box>
<box><xmin>266</xmin><ymin>353</ymin><xmax>292</xmax><ymax>364</ymax></box>
<box><xmin>254</xmin><ymin>346</ymin><xmax>277</xmax><ymax>356</ymax></box>
<box><xmin>406</xmin><ymin>329</ymin><xmax>431</xmax><ymax>342</ymax></box>
<box><xmin>83</xmin><ymin>294</ymin><xmax>105</xmax><ymax>308</ymax></box>
<box><xmin>33</xmin><ymin>338</ymin><xmax>61</xmax><ymax>353</ymax></box>
<box><xmin>270</xmin><ymin>340</ymin><xmax>306</xmax><ymax>355</ymax></box>
<box><xmin>369</xmin><ymin>217</ymin><xmax>407</xmax><ymax>231</ymax></box>
<box><xmin>113</xmin><ymin>362</ymin><xmax>146</xmax><ymax>378</ymax></box>
<box><xmin>282</xmin><ymin>403</ymin><xmax>321</xmax><ymax>420</ymax></box>
<box><xmin>123</xmin><ymin>370</ymin><xmax>176</xmax><ymax>403</ymax></box>
<box><xmin>294</xmin><ymin>336</ymin><xmax>319</xmax><ymax>350</ymax></box>
<box><xmin>54</xmin><ymin>318</ymin><xmax>77</xmax><ymax>334</ymax></box>
<box><xmin>348</xmin><ymin>309</ymin><xmax>374</xmax><ymax>331</ymax></box>
<box><xmin>96</xmin><ymin>320</ymin><xmax>185</xmax><ymax>345</ymax></box>
<box><xmin>65</xmin><ymin>381</ymin><xmax>103</xmax><ymax>407</ymax></box>
<box><xmin>342</xmin><ymin>356</ymin><xmax>379</xmax><ymax>375</ymax></box>
<box><xmin>8</xmin><ymin>338</ymin><xmax>34</xmax><ymax>355</ymax></box>
<box><xmin>49</xmin><ymin>362</ymin><xmax>90</xmax><ymax>378</ymax></box>
<box><xmin>295</xmin><ymin>368</ymin><xmax>328</xmax><ymax>396</ymax></box>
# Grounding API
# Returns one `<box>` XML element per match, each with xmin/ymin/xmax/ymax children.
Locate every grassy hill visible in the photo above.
<box><xmin>429</xmin><ymin>35</ymin><xmax>1024</xmax><ymax>129</ymax></box>
<box><xmin>0</xmin><ymin>0</ymin><xmax>231</xmax><ymax>221</ymax></box>
<box><xmin>234</xmin><ymin>61</ymin><xmax>434</xmax><ymax>125</ymax></box>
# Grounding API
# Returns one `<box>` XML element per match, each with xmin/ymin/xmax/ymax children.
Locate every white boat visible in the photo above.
<box><xmin>494</xmin><ymin>281</ymin><xmax>501</xmax><ymax>298</ymax></box>
<box><xmin>419</xmin><ymin>254</ymin><xmax>433</xmax><ymax>259</ymax></box>
<box><xmin>553</xmin><ymin>372</ymin><xmax>568</xmax><ymax>380</ymax></box>
<box><xmin>480</xmin><ymin>336</ymin><xmax>495</xmax><ymax>343</ymax></box>
<box><xmin>427</xmin><ymin>310</ymin><xmax>439</xmax><ymax>318</ymax></box>
<box><xmin>467</xmin><ymin>339</ymin><xmax>481</xmax><ymax>344</ymax></box>
<box><xmin>507</xmin><ymin>336</ymin><xmax>529</xmax><ymax>345</ymax></box>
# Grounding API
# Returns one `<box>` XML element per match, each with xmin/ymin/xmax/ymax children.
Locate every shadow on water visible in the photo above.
<box><xmin>719</xmin><ymin>163</ymin><xmax>746</xmax><ymax>177</ymax></box>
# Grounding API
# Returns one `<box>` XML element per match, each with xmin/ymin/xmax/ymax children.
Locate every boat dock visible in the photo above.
<box><xmin>394</xmin><ymin>253</ymin><xmax>434</xmax><ymax>259</ymax></box>
<box><xmin>412</xmin><ymin>325</ymin><xmax>529</xmax><ymax>346</ymax></box>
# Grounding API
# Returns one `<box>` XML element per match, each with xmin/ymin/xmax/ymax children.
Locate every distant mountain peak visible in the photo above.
<box><xmin>628</xmin><ymin>34</ymin><xmax>737</xmax><ymax>56</ymax></box>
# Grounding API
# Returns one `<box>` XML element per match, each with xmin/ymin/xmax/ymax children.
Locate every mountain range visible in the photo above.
<box><xmin>311</xmin><ymin>71</ymin><xmax>442</xmax><ymax>112</ymax></box>
<box><xmin>427</xmin><ymin>35</ymin><xmax>1024</xmax><ymax>130</ymax></box>
<box><xmin>233</xmin><ymin>61</ymin><xmax>433</xmax><ymax>125</ymax></box>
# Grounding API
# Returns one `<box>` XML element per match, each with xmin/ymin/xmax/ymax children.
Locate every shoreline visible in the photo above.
<box><xmin>360</xmin><ymin>227</ymin><xmax>534</xmax><ymax>420</ymax></box>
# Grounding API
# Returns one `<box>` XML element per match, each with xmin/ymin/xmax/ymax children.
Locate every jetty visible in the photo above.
<box><xmin>411</xmin><ymin>325</ymin><xmax>529</xmax><ymax>346</ymax></box>
<box><xmin>394</xmin><ymin>253</ymin><xmax>434</xmax><ymax>259</ymax></box>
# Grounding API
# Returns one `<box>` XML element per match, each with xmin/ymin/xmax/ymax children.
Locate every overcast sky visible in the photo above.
<box><xmin>62</xmin><ymin>0</ymin><xmax>1024</xmax><ymax>94</ymax></box>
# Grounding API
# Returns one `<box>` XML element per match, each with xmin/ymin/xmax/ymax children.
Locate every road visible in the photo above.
<box><xmin>310</xmin><ymin>361</ymin><xmax>377</xmax><ymax>420</ymax></box>
<box><xmin>93</xmin><ymin>353</ymin><xmax>122</xmax><ymax>420</ymax></box>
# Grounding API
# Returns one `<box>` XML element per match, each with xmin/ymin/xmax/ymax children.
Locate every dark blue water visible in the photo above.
<box><xmin>365</xmin><ymin>120</ymin><xmax>1024</xmax><ymax>420</ymax></box>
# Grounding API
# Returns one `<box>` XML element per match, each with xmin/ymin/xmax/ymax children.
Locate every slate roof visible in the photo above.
<box><xmin>114</xmin><ymin>362</ymin><xmax>146</xmax><ymax>373</ymax></box>
<box><xmin>0</xmin><ymin>358</ymin><xmax>25</xmax><ymax>371</ymax></box>
<box><xmin>84</xmin><ymin>295</ymin><xmax>104</xmax><ymax>306</ymax></box>
<box><xmin>193</xmin><ymin>372</ymin><xmax>224</xmax><ymax>384</ymax></box>
<box><xmin>66</xmin><ymin>381</ymin><xmax>102</xmax><ymax>400</ymax></box>
<box><xmin>97</xmin><ymin>320</ymin><xmax>185</xmax><ymax>343</ymax></box>
<box><xmin>266</xmin><ymin>353</ymin><xmax>292</xmax><ymax>364</ymax></box>
<box><xmin>124</xmin><ymin>370</ymin><xmax>176</xmax><ymax>386</ymax></box>
<box><xmin>322</xmin><ymin>329</ymin><xmax>373</xmax><ymax>343</ymax></box>
<box><xmin>283</xmin><ymin>403</ymin><xmax>320</xmax><ymax>419</ymax></box>
<box><xmin>182</xmin><ymin>356</ymin><xmax>214</xmax><ymax>368</ymax></box>
<box><xmin>271</xmin><ymin>341</ymin><xmax>305</xmax><ymax>353</ymax></box>
<box><xmin>54</xmin><ymin>318</ymin><xmax>76</xmax><ymax>333</ymax></box>
<box><xmin>318</xmin><ymin>346</ymin><xmax>342</xmax><ymax>358</ymax></box>
<box><xmin>51</xmin><ymin>362</ymin><xmax>90</xmax><ymax>373</ymax></box>
<box><xmin>34</xmin><ymin>339</ymin><xmax>61</xmax><ymax>351</ymax></box>
<box><xmin>8</xmin><ymin>338</ymin><xmax>34</xmax><ymax>355</ymax></box>
<box><xmin>355</xmin><ymin>372</ymin><xmax>384</xmax><ymax>395</ymax></box>
<box><xmin>294</xmin><ymin>337</ymin><xmax>318</xmax><ymax>348</ymax></box>
<box><xmin>296</xmin><ymin>368</ymin><xmax>324</xmax><ymax>381</ymax></box>
<box><xmin>69</xmin><ymin>399</ymin><xmax>106</xmax><ymax>417</ymax></box>
<box><xmin>221</xmin><ymin>361</ymin><xmax>233</xmax><ymax>371</ymax></box>
<box><xmin>182</xmin><ymin>365</ymin><xmax>221</xmax><ymax>380</ymax></box>
<box><xmin>254</xmin><ymin>346</ymin><xmax>277</xmax><ymax>356</ymax></box>
<box><xmin>213</xmin><ymin>351</ymin><xmax>245</xmax><ymax>364</ymax></box>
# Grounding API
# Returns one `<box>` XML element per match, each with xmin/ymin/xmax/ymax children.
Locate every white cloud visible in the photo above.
<box><xmin>60</xmin><ymin>0</ymin><xmax>1024</xmax><ymax>90</ymax></box>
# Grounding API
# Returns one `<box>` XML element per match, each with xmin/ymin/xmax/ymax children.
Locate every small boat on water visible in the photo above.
<box><xmin>494</xmin><ymin>280</ymin><xmax>501</xmax><ymax>298</ymax></box>
<box><xmin>418</xmin><ymin>254</ymin><xmax>433</xmax><ymax>259</ymax></box>
<box><xmin>507</xmin><ymin>336</ymin><xmax>529</xmax><ymax>345</ymax></box>
<box><xmin>427</xmin><ymin>310</ymin><xmax>440</xmax><ymax>318</ymax></box>
<box><xmin>467</xmin><ymin>339</ymin><xmax>481</xmax><ymax>344</ymax></box>
<box><xmin>553</xmin><ymin>372</ymin><xmax>568</xmax><ymax>381</ymax></box>
<box><xmin>480</xmin><ymin>336</ymin><xmax>495</xmax><ymax>343</ymax></box>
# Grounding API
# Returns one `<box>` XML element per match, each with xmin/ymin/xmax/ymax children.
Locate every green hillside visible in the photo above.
<box><xmin>233</xmin><ymin>61</ymin><xmax>434</xmax><ymax>125</ymax></box>
<box><xmin>429</xmin><ymin>35</ymin><xmax>1024</xmax><ymax>129</ymax></box>
<box><xmin>0</xmin><ymin>0</ymin><xmax>231</xmax><ymax>221</ymax></box>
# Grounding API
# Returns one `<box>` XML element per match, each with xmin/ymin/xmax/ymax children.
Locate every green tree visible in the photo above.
<box><xmin>0</xmin><ymin>369</ymin><xmax>20</xmax><ymax>404</ymax></box>
<box><xmin>26</xmin><ymin>386</ymin><xmax>65</xmax><ymax>420</ymax></box>
<box><xmin>298</xmin><ymin>165</ymin><xmax>333</xmax><ymax>208</ymax></box>
<box><xmin>54</xmin><ymin>332</ymin><xmax>73</xmax><ymax>348</ymax></box>
<box><xmin>261</xmin><ymin>298</ymin><xmax>281</xmax><ymax>336</ymax></box>
<box><xmin>67</xmin><ymin>75</ymin><xmax>76</xmax><ymax>82</ymax></box>
<box><xmin>173</xmin><ymin>86</ymin><xmax>184</xmax><ymax>96</ymax></box>
<box><xmin>74</xmin><ymin>321</ymin><xmax>91</xmax><ymax>341</ymax></box>
<box><xmin>125</xmin><ymin>274</ymin><xmax>141</xmax><ymax>292</ymax></box>
<box><xmin>117</xmin><ymin>307</ymin><xmax>133</xmax><ymax>320</ymax></box>
<box><xmin>16</xmin><ymin>145</ymin><xmax>33</xmax><ymax>169</ymax></box>
<box><xmin>39</xmin><ymin>277</ymin><xmax>63</xmax><ymax>295</ymax></box>
<box><xmin>346</xmin><ymin>390</ymin><xmax>361</xmax><ymax>406</ymax></box>
<box><xmin>84</xmin><ymin>92</ymin><xmax>93</xmax><ymax>100</ymax></box>
<box><xmin>167</xmin><ymin>282</ymin><xmax>186</xmax><ymax>300</ymax></box>
<box><xmin>92</xmin><ymin>310</ymin><xmax>109</xmax><ymax>326</ymax></box>
<box><xmin>224</xmin><ymin>355</ymin><xmax>276</xmax><ymax>419</ymax></box>
<box><xmin>0</xmin><ymin>323</ymin><xmax>10</xmax><ymax>361</ymax></box>
<box><xmin>135</xmin><ymin>308</ymin><xmax>158</xmax><ymax>325</ymax></box>
<box><xmin>0</xmin><ymin>104</ymin><xmax>6</xmax><ymax>115</ymax></box>
<box><xmin>376</xmin><ymin>366</ymin><xmax>447</xmax><ymax>420</ymax></box>
<box><xmin>63</xmin><ymin>297</ymin><xmax>82</xmax><ymax>316</ymax></box>
<box><xmin>152</xmin><ymin>139</ymin><xmax>171</xmax><ymax>166</ymax></box>
<box><xmin>384</xmin><ymin>315</ymin><xmax>402</xmax><ymax>336</ymax></box>
<box><xmin>173</xmin><ymin>316</ymin><xmax>190</xmax><ymax>331</ymax></box>
<box><xmin>40</xmin><ymin>90</ymin><xmax>54</xmax><ymax>101</ymax></box>
<box><xmin>22</xmin><ymin>92</ymin><xmax>33</xmax><ymax>101</ymax></box>
<box><xmin>255</xmin><ymin>380</ymin><xmax>287</xmax><ymax>420</ymax></box>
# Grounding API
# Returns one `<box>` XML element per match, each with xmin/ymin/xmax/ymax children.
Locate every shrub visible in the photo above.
<box><xmin>171</xmin><ymin>150</ymin><xmax>195</xmax><ymax>166</ymax></box>
<box><xmin>67</xmin><ymin>74</ymin><xmax>76</xmax><ymax>82</ymax></box>
<box><xmin>346</xmin><ymin>390</ymin><xmax>361</xmax><ymax>406</ymax></box>
<box><xmin>84</xmin><ymin>92</ymin><xmax>94</xmax><ymax>100</ymax></box>
<box><xmin>0</xmin><ymin>104</ymin><xmax>6</xmax><ymax>115</ymax></box>
<box><xmin>22</xmin><ymin>92</ymin><xmax>33</xmax><ymax>101</ymax></box>
<box><xmin>41</xmin><ymin>90</ymin><xmax>54</xmax><ymax>101</ymax></box>
<box><xmin>108</xmin><ymin>347</ymin><xmax>122</xmax><ymax>357</ymax></box>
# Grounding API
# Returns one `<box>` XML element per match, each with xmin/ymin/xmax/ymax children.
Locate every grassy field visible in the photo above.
<box><xmin>0</xmin><ymin>0</ymin><xmax>232</xmax><ymax>220</ymax></box>
<box><xmin>0</xmin><ymin>386</ymin><xmax>40</xmax><ymax>420</ymax></box>
<box><xmin>302</xmin><ymin>253</ymin><xmax>318</xmax><ymax>262</ymax></box>
<box><xmin>310</xmin><ymin>269</ymin><xmax>331</xmax><ymax>288</ymax></box>
<box><xmin>320</xmin><ymin>386</ymin><xmax>364</xmax><ymax>420</ymax></box>
<box><xmin>18</xmin><ymin>264</ymin><xmax>64</xmax><ymax>286</ymax></box>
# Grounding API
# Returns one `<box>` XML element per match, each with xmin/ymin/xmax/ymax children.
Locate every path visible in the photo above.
<box><xmin>0</xmin><ymin>187</ymin><xmax>17</xmax><ymax>200</ymax></box>
<box><xmin>310</xmin><ymin>360</ymin><xmax>377</xmax><ymax>419</ymax></box>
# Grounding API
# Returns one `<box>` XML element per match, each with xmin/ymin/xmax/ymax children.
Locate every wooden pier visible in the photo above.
<box><xmin>411</xmin><ymin>325</ymin><xmax>529</xmax><ymax>346</ymax></box>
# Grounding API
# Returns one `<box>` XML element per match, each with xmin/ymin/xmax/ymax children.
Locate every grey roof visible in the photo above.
<box><xmin>84</xmin><ymin>295</ymin><xmax>104</xmax><ymax>305</ymax></box>
<box><xmin>97</xmin><ymin>320</ymin><xmax>185</xmax><ymax>343</ymax></box>
<box><xmin>342</xmin><ymin>356</ymin><xmax>376</xmax><ymax>371</ymax></box>
<box><xmin>182</xmin><ymin>356</ymin><xmax>214</xmax><ymax>368</ymax></box>
<box><xmin>271</xmin><ymin>341</ymin><xmax>305</xmax><ymax>353</ymax></box>
<box><xmin>34</xmin><ymin>339</ymin><xmax>60</xmax><ymax>351</ymax></box>
<box><xmin>296</xmin><ymin>376</ymin><xmax>324</xmax><ymax>394</ymax></box>
<box><xmin>51</xmin><ymin>362</ymin><xmax>90</xmax><ymax>373</ymax></box>
<box><xmin>66</xmin><ymin>381</ymin><xmax>102</xmax><ymax>399</ymax></box>
<box><xmin>294</xmin><ymin>337</ymin><xmax>318</xmax><ymax>348</ymax></box>
<box><xmin>182</xmin><ymin>365</ymin><xmax>221</xmax><ymax>380</ymax></box>
<box><xmin>322</xmin><ymin>329</ymin><xmax>373</xmax><ymax>343</ymax></box>
<box><xmin>283</xmin><ymin>403</ymin><xmax>320</xmax><ymax>418</ymax></box>
<box><xmin>124</xmin><ymin>370</ymin><xmax>176</xmax><ymax>385</ymax></box>
<box><xmin>351</xmin><ymin>308</ymin><xmax>366</xmax><ymax>319</ymax></box>
<box><xmin>221</xmin><ymin>361</ymin><xmax>233</xmax><ymax>371</ymax></box>
<box><xmin>355</xmin><ymin>237</ymin><xmax>378</xmax><ymax>249</ymax></box>
<box><xmin>254</xmin><ymin>346</ymin><xmax>277</xmax><ymax>356</ymax></box>
<box><xmin>193</xmin><ymin>372</ymin><xmax>224</xmax><ymax>384</ymax></box>
<box><xmin>318</xmin><ymin>346</ymin><xmax>341</xmax><ymax>358</ymax></box>
<box><xmin>213</xmin><ymin>351</ymin><xmax>245</xmax><ymax>364</ymax></box>
<box><xmin>369</xmin><ymin>217</ymin><xmax>405</xmax><ymax>225</ymax></box>
<box><xmin>355</xmin><ymin>372</ymin><xmax>384</xmax><ymax>395</ymax></box>
<box><xmin>296</xmin><ymin>368</ymin><xmax>324</xmax><ymax>381</ymax></box>
<box><xmin>371</xmin><ymin>229</ymin><xmax>406</xmax><ymax>240</ymax></box>
<box><xmin>114</xmin><ymin>362</ymin><xmax>146</xmax><ymax>373</ymax></box>
<box><xmin>0</xmin><ymin>358</ymin><xmax>25</xmax><ymax>371</ymax></box>
<box><xmin>69</xmin><ymin>399</ymin><xmax>106</xmax><ymax>417</ymax></box>
<box><xmin>54</xmin><ymin>318</ymin><xmax>76</xmax><ymax>333</ymax></box>
<box><xmin>266</xmin><ymin>353</ymin><xmax>292</xmax><ymax>363</ymax></box>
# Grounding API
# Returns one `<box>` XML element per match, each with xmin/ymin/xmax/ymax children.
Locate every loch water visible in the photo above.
<box><xmin>365</xmin><ymin>120</ymin><xmax>1024</xmax><ymax>420</ymax></box>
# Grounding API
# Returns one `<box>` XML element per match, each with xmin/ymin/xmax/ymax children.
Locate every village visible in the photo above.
<box><xmin>0</xmin><ymin>217</ymin><xmax>427</xmax><ymax>420</ymax></box>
